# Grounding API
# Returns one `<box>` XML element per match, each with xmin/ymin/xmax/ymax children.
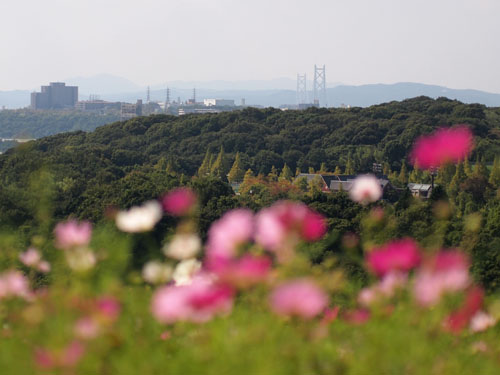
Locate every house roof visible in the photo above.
<box><xmin>408</xmin><ymin>183</ymin><xmax>433</xmax><ymax>192</ymax></box>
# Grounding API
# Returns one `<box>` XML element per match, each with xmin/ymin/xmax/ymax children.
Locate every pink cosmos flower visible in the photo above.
<box><xmin>0</xmin><ymin>270</ymin><xmax>31</xmax><ymax>300</ymax></box>
<box><xmin>349</xmin><ymin>175</ymin><xmax>383</xmax><ymax>205</ymax></box>
<box><xmin>19</xmin><ymin>248</ymin><xmax>41</xmax><ymax>267</ymax></box>
<box><xmin>414</xmin><ymin>250</ymin><xmax>470</xmax><ymax>307</ymax></box>
<box><xmin>151</xmin><ymin>275</ymin><xmax>234</xmax><ymax>324</ymax></box>
<box><xmin>255</xmin><ymin>201</ymin><xmax>327</xmax><ymax>252</ymax></box>
<box><xmin>206</xmin><ymin>209</ymin><xmax>254</xmax><ymax>260</ymax></box>
<box><xmin>35</xmin><ymin>341</ymin><xmax>85</xmax><ymax>370</ymax></box>
<box><xmin>410</xmin><ymin>126</ymin><xmax>474</xmax><ymax>169</ymax></box>
<box><xmin>358</xmin><ymin>271</ymin><xmax>408</xmax><ymax>307</ymax></box>
<box><xmin>269</xmin><ymin>279</ymin><xmax>328</xmax><ymax>319</ymax></box>
<box><xmin>207</xmin><ymin>254</ymin><xmax>272</xmax><ymax>288</ymax></box>
<box><xmin>162</xmin><ymin>187</ymin><xmax>197</xmax><ymax>216</ymax></box>
<box><xmin>366</xmin><ymin>238</ymin><xmax>421</xmax><ymax>277</ymax></box>
<box><xmin>19</xmin><ymin>248</ymin><xmax>51</xmax><ymax>273</ymax></box>
<box><xmin>74</xmin><ymin>317</ymin><xmax>100</xmax><ymax>340</ymax></box>
<box><xmin>54</xmin><ymin>220</ymin><xmax>92</xmax><ymax>250</ymax></box>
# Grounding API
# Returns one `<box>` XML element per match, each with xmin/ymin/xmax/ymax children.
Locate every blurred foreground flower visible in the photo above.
<box><xmin>367</xmin><ymin>238</ymin><xmax>421</xmax><ymax>277</ymax></box>
<box><xmin>410</xmin><ymin>126</ymin><xmax>473</xmax><ymax>169</ymax></box>
<box><xmin>414</xmin><ymin>250</ymin><xmax>470</xmax><ymax>306</ymax></box>
<box><xmin>35</xmin><ymin>341</ymin><xmax>85</xmax><ymax>370</ymax></box>
<box><xmin>173</xmin><ymin>259</ymin><xmax>202</xmax><ymax>286</ymax></box>
<box><xmin>54</xmin><ymin>220</ymin><xmax>92</xmax><ymax>250</ymax></box>
<box><xmin>207</xmin><ymin>254</ymin><xmax>272</xmax><ymax>288</ymax></box>
<box><xmin>115</xmin><ymin>201</ymin><xmax>163</xmax><ymax>233</ymax></box>
<box><xmin>255</xmin><ymin>201</ymin><xmax>327</xmax><ymax>261</ymax></box>
<box><xmin>349</xmin><ymin>175</ymin><xmax>382</xmax><ymax>205</ymax></box>
<box><xmin>269</xmin><ymin>279</ymin><xmax>328</xmax><ymax>319</ymax></box>
<box><xmin>162</xmin><ymin>187</ymin><xmax>197</xmax><ymax>216</ymax></box>
<box><xmin>142</xmin><ymin>261</ymin><xmax>173</xmax><ymax>284</ymax></box>
<box><xmin>163</xmin><ymin>234</ymin><xmax>201</xmax><ymax>260</ymax></box>
<box><xmin>65</xmin><ymin>247</ymin><xmax>96</xmax><ymax>272</ymax></box>
<box><xmin>0</xmin><ymin>270</ymin><xmax>31</xmax><ymax>300</ymax></box>
<box><xmin>151</xmin><ymin>275</ymin><xmax>234</xmax><ymax>324</ymax></box>
<box><xmin>19</xmin><ymin>248</ymin><xmax>51</xmax><ymax>273</ymax></box>
<box><xmin>206</xmin><ymin>209</ymin><xmax>254</xmax><ymax>260</ymax></box>
<box><xmin>470</xmin><ymin>311</ymin><xmax>497</xmax><ymax>333</ymax></box>
<box><xmin>358</xmin><ymin>271</ymin><xmax>407</xmax><ymax>307</ymax></box>
<box><xmin>443</xmin><ymin>286</ymin><xmax>483</xmax><ymax>334</ymax></box>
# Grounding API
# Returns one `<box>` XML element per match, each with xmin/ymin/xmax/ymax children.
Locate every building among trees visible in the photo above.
<box><xmin>31</xmin><ymin>82</ymin><xmax>78</xmax><ymax>110</ymax></box>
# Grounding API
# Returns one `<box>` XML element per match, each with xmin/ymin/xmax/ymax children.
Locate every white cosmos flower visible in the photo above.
<box><xmin>115</xmin><ymin>201</ymin><xmax>163</xmax><ymax>233</ymax></box>
<box><xmin>172</xmin><ymin>259</ymin><xmax>202</xmax><ymax>286</ymax></box>
<box><xmin>163</xmin><ymin>234</ymin><xmax>201</xmax><ymax>260</ymax></box>
<box><xmin>349</xmin><ymin>175</ymin><xmax>383</xmax><ymax>205</ymax></box>
<box><xmin>142</xmin><ymin>261</ymin><xmax>173</xmax><ymax>284</ymax></box>
<box><xmin>66</xmin><ymin>247</ymin><xmax>96</xmax><ymax>272</ymax></box>
<box><xmin>470</xmin><ymin>311</ymin><xmax>496</xmax><ymax>333</ymax></box>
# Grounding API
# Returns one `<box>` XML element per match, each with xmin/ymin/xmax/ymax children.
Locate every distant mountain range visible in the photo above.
<box><xmin>1</xmin><ymin>74</ymin><xmax>499</xmax><ymax>109</ymax></box>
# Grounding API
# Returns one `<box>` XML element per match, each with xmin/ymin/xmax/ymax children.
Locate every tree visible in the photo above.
<box><xmin>268</xmin><ymin>166</ymin><xmax>278</xmax><ymax>182</ymax></box>
<box><xmin>210</xmin><ymin>146</ymin><xmax>226</xmax><ymax>179</ymax></box>
<box><xmin>398</xmin><ymin>161</ymin><xmax>408</xmax><ymax>185</ymax></box>
<box><xmin>279</xmin><ymin>163</ymin><xmax>293</xmax><ymax>181</ymax></box>
<box><xmin>473</xmin><ymin>155</ymin><xmax>489</xmax><ymax>179</ymax></box>
<box><xmin>308</xmin><ymin>167</ymin><xmax>315</xmax><ymax>174</ymax></box>
<box><xmin>333</xmin><ymin>166</ymin><xmax>342</xmax><ymax>175</ymax></box>
<box><xmin>197</xmin><ymin>150</ymin><xmax>212</xmax><ymax>177</ymax></box>
<box><xmin>464</xmin><ymin>157</ymin><xmax>473</xmax><ymax>177</ymax></box>
<box><xmin>448</xmin><ymin>161</ymin><xmax>467</xmax><ymax>198</ymax></box>
<box><xmin>295</xmin><ymin>167</ymin><xmax>301</xmax><ymax>177</ymax></box>
<box><xmin>344</xmin><ymin>155</ymin><xmax>355</xmax><ymax>175</ymax></box>
<box><xmin>227</xmin><ymin>152</ymin><xmax>245</xmax><ymax>183</ymax></box>
<box><xmin>165</xmin><ymin>159</ymin><xmax>176</xmax><ymax>176</ymax></box>
<box><xmin>489</xmin><ymin>157</ymin><xmax>500</xmax><ymax>187</ymax></box>
<box><xmin>408</xmin><ymin>165</ymin><xmax>422</xmax><ymax>183</ymax></box>
<box><xmin>383</xmin><ymin>162</ymin><xmax>391</xmax><ymax>176</ymax></box>
<box><xmin>319</xmin><ymin>162</ymin><xmax>327</xmax><ymax>173</ymax></box>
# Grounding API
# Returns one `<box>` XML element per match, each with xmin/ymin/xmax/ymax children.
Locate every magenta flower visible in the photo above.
<box><xmin>414</xmin><ymin>250</ymin><xmax>470</xmax><ymax>306</ymax></box>
<box><xmin>269</xmin><ymin>279</ymin><xmax>328</xmax><ymax>319</ymax></box>
<box><xmin>366</xmin><ymin>238</ymin><xmax>421</xmax><ymax>277</ymax></box>
<box><xmin>95</xmin><ymin>296</ymin><xmax>121</xmax><ymax>322</ymax></box>
<box><xmin>206</xmin><ymin>209</ymin><xmax>254</xmax><ymax>261</ymax></box>
<box><xmin>443</xmin><ymin>286</ymin><xmax>483</xmax><ymax>334</ymax></box>
<box><xmin>162</xmin><ymin>187</ymin><xmax>197</xmax><ymax>216</ymax></box>
<box><xmin>54</xmin><ymin>220</ymin><xmax>92</xmax><ymax>250</ymax></box>
<box><xmin>410</xmin><ymin>126</ymin><xmax>474</xmax><ymax>169</ymax></box>
<box><xmin>343</xmin><ymin>309</ymin><xmax>371</xmax><ymax>325</ymax></box>
<box><xmin>151</xmin><ymin>275</ymin><xmax>234</xmax><ymax>324</ymax></box>
<box><xmin>301</xmin><ymin>211</ymin><xmax>328</xmax><ymax>241</ymax></box>
<box><xmin>349</xmin><ymin>175</ymin><xmax>383</xmax><ymax>205</ymax></box>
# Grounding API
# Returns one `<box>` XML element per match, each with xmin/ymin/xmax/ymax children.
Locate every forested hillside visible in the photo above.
<box><xmin>1</xmin><ymin>97</ymin><xmax>500</xmax><ymax>227</ymax></box>
<box><xmin>0</xmin><ymin>109</ymin><xmax>120</xmax><ymax>138</ymax></box>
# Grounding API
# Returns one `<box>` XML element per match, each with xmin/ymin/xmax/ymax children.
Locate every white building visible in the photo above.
<box><xmin>203</xmin><ymin>99</ymin><xmax>235</xmax><ymax>107</ymax></box>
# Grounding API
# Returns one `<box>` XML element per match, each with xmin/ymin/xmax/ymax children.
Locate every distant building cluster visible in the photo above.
<box><xmin>31</xmin><ymin>82</ymin><xmax>78</xmax><ymax>110</ymax></box>
<box><xmin>29</xmin><ymin>82</ymin><xmax>245</xmax><ymax>118</ymax></box>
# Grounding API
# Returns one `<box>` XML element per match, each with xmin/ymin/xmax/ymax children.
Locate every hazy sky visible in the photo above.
<box><xmin>1</xmin><ymin>0</ymin><xmax>500</xmax><ymax>92</ymax></box>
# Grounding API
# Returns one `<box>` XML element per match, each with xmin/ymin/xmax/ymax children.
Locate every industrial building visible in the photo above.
<box><xmin>31</xmin><ymin>82</ymin><xmax>78</xmax><ymax>110</ymax></box>
<box><xmin>203</xmin><ymin>99</ymin><xmax>235</xmax><ymax>107</ymax></box>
